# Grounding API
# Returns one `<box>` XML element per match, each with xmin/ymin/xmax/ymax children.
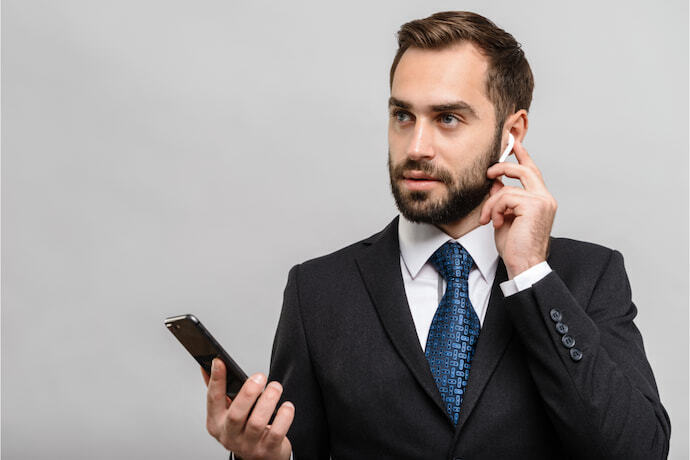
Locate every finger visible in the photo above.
<box><xmin>489</xmin><ymin>179</ymin><xmax>504</xmax><ymax>196</ymax></box>
<box><xmin>244</xmin><ymin>381</ymin><xmax>284</xmax><ymax>443</ymax></box>
<box><xmin>512</xmin><ymin>139</ymin><xmax>543</xmax><ymax>178</ymax></box>
<box><xmin>490</xmin><ymin>193</ymin><xmax>524</xmax><ymax>229</ymax></box>
<box><xmin>263</xmin><ymin>401</ymin><xmax>295</xmax><ymax>449</ymax></box>
<box><xmin>207</xmin><ymin>359</ymin><xmax>230</xmax><ymax>422</ymax></box>
<box><xmin>479</xmin><ymin>186</ymin><xmax>530</xmax><ymax>225</ymax></box>
<box><xmin>201</xmin><ymin>366</ymin><xmax>210</xmax><ymax>386</ymax></box>
<box><xmin>486</xmin><ymin>163</ymin><xmax>542</xmax><ymax>191</ymax></box>
<box><xmin>224</xmin><ymin>373</ymin><xmax>266</xmax><ymax>437</ymax></box>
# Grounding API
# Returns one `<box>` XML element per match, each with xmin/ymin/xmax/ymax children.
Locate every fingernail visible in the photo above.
<box><xmin>251</xmin><ymin>373</ymin><xmax>265</xmax><ymax>385</ymax></box>
<box><xmin>284</xmin><ymin>401</ymin><xmax>295</xmax><ymax>410</ymax></box>
<box><xmin>211</xmin><ymin>359</ymin><xmax>217</xmax><ymax>373</ymax></box>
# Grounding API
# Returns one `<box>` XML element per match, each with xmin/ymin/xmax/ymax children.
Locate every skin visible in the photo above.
<box><xmin>203</xmin><ymin>359</ymin><xmax>293</xmax><ymax>459</ymax></box>
<box><xmin>388</xmin><ymin>42</ymin><xmax>557</xmax><ymax>279</ymax></box>
<box><xmin>204</xmin><ymin>40</ymin><xmax>557</xmax><ymax>460</ymax></box>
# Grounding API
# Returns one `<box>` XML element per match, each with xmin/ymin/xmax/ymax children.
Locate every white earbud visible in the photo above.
<box><xmin>498</xmin><ymin>133</ymin><xmax>515</xmax><ymax>163</ymax></box>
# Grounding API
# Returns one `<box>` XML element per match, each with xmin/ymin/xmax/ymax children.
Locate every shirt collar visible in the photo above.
<box><xmin>398</xmin><ymin>213</ymin><xmax>499</xmax><ymax>282</ymax></box>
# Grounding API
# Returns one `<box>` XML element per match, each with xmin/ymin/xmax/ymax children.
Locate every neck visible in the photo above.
<box><xmin>435</xmin><ymin>196</ymin><xmax>488</xmax><ymax>239</ymax></box>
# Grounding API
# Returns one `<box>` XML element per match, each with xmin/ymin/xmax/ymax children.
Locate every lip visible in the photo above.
<box><xmin>403</xmin><ymin>170</ymin><xmax>438</xmax><ymax>180</ymax></box>
<box><xmin>402</xmin><ymin>177</ymin><xmax>441</xmax><ymax>191</ymax></box>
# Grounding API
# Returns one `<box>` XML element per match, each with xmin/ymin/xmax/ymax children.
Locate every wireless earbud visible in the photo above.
<box><xmin>498</xmin><ymin>133</ymin><xmax>514</xmax><ymax>163</ymax></box>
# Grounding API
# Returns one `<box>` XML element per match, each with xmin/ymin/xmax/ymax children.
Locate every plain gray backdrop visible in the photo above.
<box><xmin>2</xmin><ymin>1</ymin><xmax>687</xmax><ymax>458</ymax></box>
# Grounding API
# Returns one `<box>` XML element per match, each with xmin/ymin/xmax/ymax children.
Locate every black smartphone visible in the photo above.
<box><xmin>165</xmin><ymin>314</ymin><xmax>247</xmax><ymax>399</ymax></box>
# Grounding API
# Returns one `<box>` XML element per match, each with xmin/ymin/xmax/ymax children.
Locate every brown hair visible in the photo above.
<box><xmin>390</xmin><ymin>11</ymin><xmax>534</xmax><ymax>126</ymax></box>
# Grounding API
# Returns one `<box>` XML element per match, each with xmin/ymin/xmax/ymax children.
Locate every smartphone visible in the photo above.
<box><xmin>165</xmin><ymin>314</ymin><xmax>247</xmax><ymax>399</ymax></box>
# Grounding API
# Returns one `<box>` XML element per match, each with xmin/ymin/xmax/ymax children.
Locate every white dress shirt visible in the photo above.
<box><xmin>398</xmin><ymin>214</ymin><xmax>552</xmax><ymax>351</ymax></box>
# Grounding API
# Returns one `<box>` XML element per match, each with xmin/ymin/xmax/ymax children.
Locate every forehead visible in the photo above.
<box><xmin>391</xmin><ymin>42</ymin><xmax>493</xmax><ymax>115</ymax></box>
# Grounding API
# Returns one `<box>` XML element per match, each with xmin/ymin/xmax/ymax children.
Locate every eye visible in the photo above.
<box><xmin>439</xmin><ymin>113</ymin><xmax>460</xmax><ymax>127</ymax></box>
<box><xmin>392</xmin><ymin>110</ymin><xmax>412</xmax><ymax>123</ymax></box>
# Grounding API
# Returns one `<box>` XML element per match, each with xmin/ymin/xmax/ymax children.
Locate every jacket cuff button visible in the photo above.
<box><xmin>549</xmin><ymin>308</ymin><xmax>562</xmax><ymax>322</ymax></box>
<box><xmin>561</xmin><ymin>334</ymin><xmax>575</xmax><ymax>348</ymax></box>
<box><xmin>555</xmin><ymin>322</ymin><xmax>568</xmax><ymax>334</ymax></box>
<box><xmin>570</xmin><ymin>348</ymin><xmax>583</xmax><ymax>361</ymax></box>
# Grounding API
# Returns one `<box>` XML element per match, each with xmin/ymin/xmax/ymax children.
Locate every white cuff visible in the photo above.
<box><xmin>499</xmin><ymin>261</ymin><xmax>552</xmax><ymax>297</ymax></box>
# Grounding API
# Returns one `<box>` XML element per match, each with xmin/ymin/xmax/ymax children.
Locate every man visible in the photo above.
<box><xmin>203</xmin><ymin>11</ymin><xmax>670</xmax><ymax>459</ymax></box>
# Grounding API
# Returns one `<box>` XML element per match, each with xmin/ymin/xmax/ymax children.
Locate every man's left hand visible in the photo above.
<box><xmin>479</xmin><ymin>138</ymin><xmax>557</xmax><ymax>279</ymax></box>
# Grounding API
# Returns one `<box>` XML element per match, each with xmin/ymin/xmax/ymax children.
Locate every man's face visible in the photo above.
<box><xmin>388</xmin><ymin>42</ymin><xmax>501</xmax><ymax>225</ymax></box>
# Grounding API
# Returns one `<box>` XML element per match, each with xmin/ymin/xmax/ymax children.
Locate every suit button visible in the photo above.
<box><xmin>555</xmin><ymin>322</ymin><xmax>568</xmax><ymax>334</ymax></box>
<box><xmin>561</xmin><ymin>334</ymin><xmax>575</xmax><ymax>348</ymax></box>
<box><xmin>549</xmin><ymin>308</ymin><xmax>562</xmax><ymax>322</ymax></box>
<box><xmin>570</xmin><ymin>348</ymin><xmax>583</xmax><ymax>361</ymax></box>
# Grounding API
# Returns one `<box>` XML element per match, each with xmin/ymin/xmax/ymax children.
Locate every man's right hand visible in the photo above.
<box><xmin>202</xmin><ymin>358</ymin><xmax>294</xmax><ymax>460</ymax></box>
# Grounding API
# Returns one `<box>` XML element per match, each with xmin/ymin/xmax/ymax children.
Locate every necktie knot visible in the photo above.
<box><xmin>429</xmin><ymin>241</ymin><xmax>473</xmax><ymax>282</ymax></box>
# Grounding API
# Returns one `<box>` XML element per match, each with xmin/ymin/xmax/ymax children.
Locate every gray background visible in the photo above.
<box><xmin>2</xmin><ymin>0</ymin><xmax>687</xmax><ymax>458</ymax></box>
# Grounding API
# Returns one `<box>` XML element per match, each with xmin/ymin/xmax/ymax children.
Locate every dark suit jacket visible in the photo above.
<box><xmin>268</xmin><ymin>216</ymin><xmax>670</xmax><ymax>459</ymax></box>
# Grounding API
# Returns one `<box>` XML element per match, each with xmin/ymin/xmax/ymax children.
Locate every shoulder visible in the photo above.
<box><xmin>282</xmin><ymin>219</ymin><xmax>396</xmax><ymax>313</ymax></box>
<box><xmin>548</xmin><ymin>236</ymin><xmax>616</xmax><ymax>263</ymax></box>
<box><xmin>294</xmin><ymin>221</ymin><xmax>391</xmax><ymax>279</ymax></box>
<box><xmin>548</xmin><ymin>236</ymin><xmax>622</xmax><ymax>272</ymax></box>
<box><xmin>547</xmin><ymin>236</ymin><xmax>627</xmax><ymax>296</ymax></box>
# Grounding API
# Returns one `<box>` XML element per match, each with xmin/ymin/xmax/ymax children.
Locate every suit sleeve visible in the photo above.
<box><xmin>503</xmin><ymin>249</ymin><xmax>671</xmax><ymax>459</ymax></box>
<box><xmin>268</xmin><ymin>264</ymin><xmax>330</xmax><ymax>459</ymax></box>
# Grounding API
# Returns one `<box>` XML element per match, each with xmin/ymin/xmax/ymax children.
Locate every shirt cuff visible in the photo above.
<box><xmin>499</xmin><ymin>261</ymin><xmax>552</xmax><ymax>297</ymax></box>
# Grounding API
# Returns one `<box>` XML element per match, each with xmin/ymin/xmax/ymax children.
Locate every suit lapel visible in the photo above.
<box><xmin>355</xmin><ymin>216</ymin><xmax>448</xmax><ymax>417</ymax></box>
<box><xmin>455</xmin><ymin>258</ymin><xmax>514</xmax><ymax>432</ymax></box>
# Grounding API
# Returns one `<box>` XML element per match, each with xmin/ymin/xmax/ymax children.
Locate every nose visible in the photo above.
<box><xmin>406</xmin><ymin>119</ymin><xmax>435</xmax><ymax>161</ymax></box>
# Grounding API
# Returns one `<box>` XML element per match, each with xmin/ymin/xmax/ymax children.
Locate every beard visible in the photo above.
<box><xmin>388</xmin><ymin>128</ymin><xmax>502</xmax><ymax>225</ymax></box>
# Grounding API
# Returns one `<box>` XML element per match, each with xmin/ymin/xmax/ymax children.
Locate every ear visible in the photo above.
<box><xmin>502</xmin><ymin>109</ymin><xmax>529</xmax><ymax>144</ymax></box>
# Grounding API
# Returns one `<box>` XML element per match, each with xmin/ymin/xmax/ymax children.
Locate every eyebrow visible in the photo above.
<box><xmin>388</xmin><ymin>97</ymin><xmax>479</xmax><ymax>119</ymax></box>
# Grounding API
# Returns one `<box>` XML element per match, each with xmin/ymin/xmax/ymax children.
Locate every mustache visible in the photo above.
<box><xmin>391</xmin><ymin>158</ymin><xmax>454</xmax><ymax>185</ymax></box>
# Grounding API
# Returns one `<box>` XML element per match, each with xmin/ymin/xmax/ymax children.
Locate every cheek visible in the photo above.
<box><xmin>388</xmin><ymin>124</ymin><xmax>402</xmax><ymax>147</ymax></box>
<box><xmin>438</xmin><ymin>132</ymin><xmax>490</xmax><ymax>168</ymax></box>
<box><xmin>388</xmin><ymin>129</ymin><xmax>407</xmax><ymax>159</ymax></box>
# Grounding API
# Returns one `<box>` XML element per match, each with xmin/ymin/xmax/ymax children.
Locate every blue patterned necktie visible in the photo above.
<box><xmin>425</xmin><ymin>241</ymin><xmax>480</xmax><ymax>425</ymax></box>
